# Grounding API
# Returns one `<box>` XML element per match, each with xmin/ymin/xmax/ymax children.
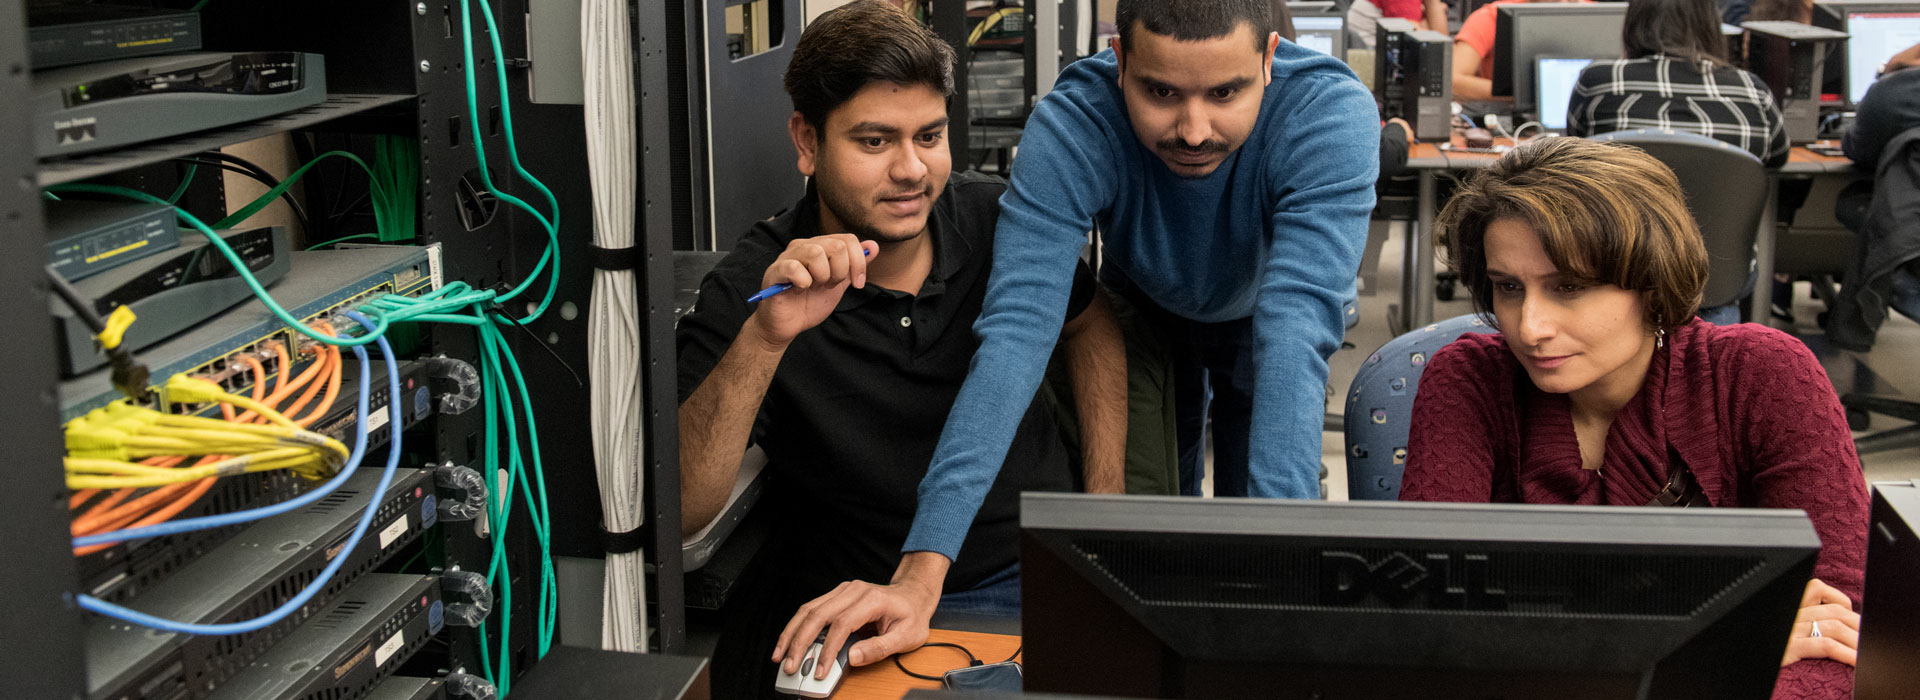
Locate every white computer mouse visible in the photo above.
<box><xmin>773</xmin><ymin>631</ymin><xmax>866</xmax><ymax>698</ymax></box>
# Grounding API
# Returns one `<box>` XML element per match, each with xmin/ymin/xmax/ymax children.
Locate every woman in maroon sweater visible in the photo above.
<box><xmin>1400</xmin><ymin>138</ymin><xmax>1869</xmax><ymax>700</ymax></box>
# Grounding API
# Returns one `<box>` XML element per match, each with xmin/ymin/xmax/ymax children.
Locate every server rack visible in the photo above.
<box><xmin>0</xmin><ymin>0</ymin><xmax>91</xmax><ymax>697</ymax></box>
<box><xmin>0</xmin><ymin>0</ymin><xmax>699</xmax><ymax>694</ymax></box>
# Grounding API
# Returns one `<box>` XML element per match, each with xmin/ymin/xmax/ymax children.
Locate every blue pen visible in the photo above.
<box><xmin>746</xmin><ymin>247</ymin><xmax>872</xmax><ymax>303</ymax></box>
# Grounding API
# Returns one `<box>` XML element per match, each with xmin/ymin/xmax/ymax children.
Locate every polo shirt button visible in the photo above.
<box><xmin>900</xmin><ymin>317</ymin><xmax>912</xmax><ymax>328</ymax></box>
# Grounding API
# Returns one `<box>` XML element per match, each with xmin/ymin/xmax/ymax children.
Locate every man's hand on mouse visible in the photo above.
<box><xmin>772</xmin><ymin>551</ymin><xmax>951</xmax><ymax>679</ymax></box>
<box><xmin>748</xmin><ymin>234</ymin><xmax>878</xmax><ymax>349</ymax></box>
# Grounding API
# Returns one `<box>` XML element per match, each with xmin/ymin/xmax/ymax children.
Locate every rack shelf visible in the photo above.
<box><xmin>36</xmin><ymin>93</ymin><xmax>413</xmax><ymax>187</ymax></box>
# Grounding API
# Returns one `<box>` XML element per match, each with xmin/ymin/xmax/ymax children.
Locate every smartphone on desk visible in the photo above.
<box><xmin>1806</xmin><ymin>144</ymin><xmax>1847</xmax><ymax>158</ymax></box>
<box><xmin>942</xmin><ymin>661</ymin><xmax>1023</xmax><ymax>691</ymax></box>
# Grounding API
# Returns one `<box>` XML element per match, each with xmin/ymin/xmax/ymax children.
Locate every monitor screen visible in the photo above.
<box><xmin>1293</xmin><ymin>16</ymin><xmax>1344</xmax><ymax>57</ymax></box>
<box><xmin>1492</xmin><ymin>3</ymin><xmax>1627</xmax><ymax>107</ymax></box>
<box><xmin>1022</xmin><ymin>494</ymin><xmax>1820</xmax><ymax>700</ymax></box>
<box><xmin>1847</xmin><ymin>12</ymin><xmax>1920</xmax><ymax>102</ymax></box>
<box><xmin>1535</xmin><ymin>57</ymin><xmax>1594</xmax><ymax>130</ymax></box>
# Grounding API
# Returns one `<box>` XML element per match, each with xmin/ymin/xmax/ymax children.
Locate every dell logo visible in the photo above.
<box><xmin>1319</xmin><ymin>551</ymin><xmax>1509</xmax><ymax>610</ymax></box>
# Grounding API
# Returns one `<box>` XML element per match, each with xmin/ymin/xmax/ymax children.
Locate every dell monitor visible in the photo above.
<box><xmin>1292</xmin><ymin>15</ymin><xmax>1346</xmax><ymax>58</ymax></box>
<box><xmin>1535</xmin><ymin>56</ymin><xmax>1595</xmax><ymax>131</ymax></box>
<box><xmin>1022</xmin><ymin>494</ymin><xmax>1820</xmax><ymax>700</ymax></box>
<box><xmin>1492</xmin><ymin>3</ymin><xmax>1629</xmax><ymax>112</ymax></box>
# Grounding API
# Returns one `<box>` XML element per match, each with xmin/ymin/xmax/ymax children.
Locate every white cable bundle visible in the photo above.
<box><xmin>582</xmin><ymin>0</ymin><xmax>647</xmax><ymax>652</ymax></box>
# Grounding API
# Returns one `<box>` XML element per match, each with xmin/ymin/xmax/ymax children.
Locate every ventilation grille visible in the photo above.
<box><xmin>312</xmin><ymin>600</ymin><xmax>368</xmax><ymax>630</ymax></box>
<box><xmin>306</xmin><ymin>489</ymin><xmax>363</xmax><ymax>515</ymax></box>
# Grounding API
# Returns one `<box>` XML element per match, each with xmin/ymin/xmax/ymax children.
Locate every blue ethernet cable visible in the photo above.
<box><xmin>75</xmin><ymin>311</ymin><xmax>402</xmax><ymax>635</ymax></box>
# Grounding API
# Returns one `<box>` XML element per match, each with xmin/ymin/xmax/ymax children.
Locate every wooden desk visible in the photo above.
<box><xmin>836</xmin><ymin>629</ymin><xmax>1023</xmax><ymax>700</ymax></box>
<box><xmin>1398</xmin><ymin>134</ymin><xmax>1854</xmax><ymax>328</ymax></box>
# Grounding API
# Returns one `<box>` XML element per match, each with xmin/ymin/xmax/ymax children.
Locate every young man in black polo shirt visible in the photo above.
<box><xmin>675</xmin><ymin>1</ymin><xmax>1125</xmax><ymax>694</ymax></box>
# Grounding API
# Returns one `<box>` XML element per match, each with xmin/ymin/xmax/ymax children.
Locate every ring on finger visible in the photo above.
<box><xmin>1809</xmin><ymin>620</ymin><xmax>1823</xmax><ymax>639</ymax></box>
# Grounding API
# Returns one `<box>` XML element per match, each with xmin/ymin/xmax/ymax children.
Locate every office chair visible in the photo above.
<box><xmin>1842</xmin><ymin>396</ymin><xmax>1920</xmax><ymax>455</ymax></box>
<box><xmin>1342</xmin><ymin>314</ymin><xmax>1489</xmax><ymax>500</ymax></box>
<box><xmin>1834</xmin><ymin>126</ymin><xmax>1920</xmax><ymax>456</ymax></box>
<box><xmin>1589</xmin><ymin>129</ymin><xmax>1770</xmax><ymax>321</ymax></box>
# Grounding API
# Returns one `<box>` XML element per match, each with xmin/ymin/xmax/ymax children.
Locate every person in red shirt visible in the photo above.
<box><xmin>1400</xmin><ymin>137</ymin><xmax>1869</xmax><ymax>700</ymax></box>
<box><xmin>1347</xmin><ymin>0</ymin><xmax>1449</xmax><ymax>48</ymax></box>
<box><xmin>1452</xmin><ymin>0</ymin><xmax>1589</xmax><ymax>101</ymax></box>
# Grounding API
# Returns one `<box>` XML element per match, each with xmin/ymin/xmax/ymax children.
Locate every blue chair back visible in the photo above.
<box><xmin>1343</xmin><ymin>314</ymin><xmax>1491</xmax><ymax>500</ymax></box>
<box><xmin>1587</xmin><ymin>129</ymin><xmax>1769</xmax><ymax>309</ymax></box>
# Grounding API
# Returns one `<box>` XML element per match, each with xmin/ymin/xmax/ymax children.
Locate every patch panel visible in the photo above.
<box><xmin>203</xmin><ymin>574</ymin><xmax>444</xmax><ymax>700</ymax></box>
<box><xmin>87</xmin><ymin>468</ymin><xmax>436</xmax><ymax>700</ymax></box>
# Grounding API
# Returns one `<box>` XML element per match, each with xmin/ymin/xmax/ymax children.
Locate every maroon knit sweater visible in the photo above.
<box><xmin>1401</xmin><ymin>319</ymin><xmax>1869</xmax><ymax>700</ymax></box>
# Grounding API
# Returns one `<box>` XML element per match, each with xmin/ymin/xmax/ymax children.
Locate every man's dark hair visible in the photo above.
<box><xmin>784</xmin><ymin>0</ymin><xmax>955</xmax><ymax>133</ymax></box>
<box><xmin>1116</xmin><ymin>0</ymin><xmax>1274</xmax><ymax>53</ymax></box>
<box><xmin>1622</xmin><ymin>0</ymin><xmax>1729</xmax><ymax>67</ymax></box>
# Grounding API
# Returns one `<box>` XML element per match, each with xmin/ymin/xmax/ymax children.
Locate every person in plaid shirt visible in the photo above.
<box><xmin>1566</xmin><ymin>0</ymin><xmax>1788</xmax><ymax>168</ymax></box>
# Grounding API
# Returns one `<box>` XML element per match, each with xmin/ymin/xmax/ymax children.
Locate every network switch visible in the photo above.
<box><xmin>61</xmin><ymin>244</ymin><xmax>439</xmax><ymax>421</ymax></box>
<box><xmin>55</xmin><ymin>225</ymin><xmax>292</xmax><ymax>375</ymax></box>
<box><xmin>44</xmin><ymin>199</ymin><xmax>178</xmax><ymax>282</ymax></box>
<box><xmin>27</xmin><ymin>6</ymin><xmax>201</xmax><ymax>70</ymax></box>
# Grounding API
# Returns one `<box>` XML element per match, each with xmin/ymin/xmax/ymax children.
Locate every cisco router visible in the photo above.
<box><xmin>33</xmin><ymin>51</ymin><xmax>326</xmax><ymax>157</ymax></box>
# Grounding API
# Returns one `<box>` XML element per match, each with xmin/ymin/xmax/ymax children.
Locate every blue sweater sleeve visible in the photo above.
<box><xmin>1245</xmin><ymin>76</ymin><xmax>1379</xmax><ymax>498</ymax></box>
<box><xmin>901</xmin><ymin>80</ymin><xmax>1120</xmax><ymax>559</ymax></box>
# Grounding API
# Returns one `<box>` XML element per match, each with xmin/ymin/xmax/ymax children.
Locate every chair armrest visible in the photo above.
<box><xmin>681</xmin><ymin>445</ymin><xmax>768</xmax><ymax>572</ymax></box>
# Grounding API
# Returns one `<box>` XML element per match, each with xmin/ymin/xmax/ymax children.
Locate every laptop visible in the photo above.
<box><xmin>1535</xmin><ymin>56</ymin><xmax>1596</xmax><ymax>132</ymax></box>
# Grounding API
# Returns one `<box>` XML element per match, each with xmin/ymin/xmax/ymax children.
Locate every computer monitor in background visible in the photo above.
<box><xmin>1022</xmin><ymin>494</ymin><xmax>1820</xmax><ymax>700</ymax></box>
<box><xmin>1846</xmin><ymin>10</ymin><xmax>1920</xmax><ymax>102</ymax></box>
<box><xmin>1857</xmin><ymin>480</ymin><xmax>1920</xmax><ymax>700</ymax></box>
<box><xmin>1292</xmin><ymin>15</ymin><xmax>1346</xmax><ymax>57</ymax></box>
<box><xmin>1492</xmin><ymin>3</ymin><xmax>1628</xmax><ymax>112</ymax></box>
<box><xmin>1535</xmin><ymin>57</ymin><xmax>1595</xmax><ymax>131</ymax></box>
<box><xmin>1286</xmin><ymin>0</ymin><xmax>1339</xmax><ymax>14</ymax></box>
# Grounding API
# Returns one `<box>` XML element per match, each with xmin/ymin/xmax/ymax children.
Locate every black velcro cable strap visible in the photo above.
<box><xmin>588</xmin><ymin>244</ymin><xmax>643</xmax><ymax>272</ymax></box>
<box><xmin>602</xmin><ymin>522</ymin><xmax>651</xmax><ymax>555</ymax></box>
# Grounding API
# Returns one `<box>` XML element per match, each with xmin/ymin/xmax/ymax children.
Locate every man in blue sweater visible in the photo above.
<box><xmin>779</xmin><ymin>0</ymin><xmax>1378</xmax><ymax>674</ymax></box>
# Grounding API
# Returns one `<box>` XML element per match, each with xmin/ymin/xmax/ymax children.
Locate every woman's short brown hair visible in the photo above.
<box><xmin>1435</xmin><ymin>137</ymin><xmax>1709</xmax><ymax>331</ymax></box>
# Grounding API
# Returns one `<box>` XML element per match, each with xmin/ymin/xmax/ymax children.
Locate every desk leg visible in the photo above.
<box><xmin>1751</xmin><ymin>178</ymin><xmax>1779</xmax><ymax>325</ymax></box>
<box><xmin>1404</xmin><ymin>171</ymin><xmax>1437</xmax><ymax>330</ymax></box>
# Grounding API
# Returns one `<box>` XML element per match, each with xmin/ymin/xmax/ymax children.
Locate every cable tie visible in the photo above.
<box><xmin>600</xmin><ymin>521</ymin><xmax>650</xmax><ymax>555</ymax></box>
<box><xmin>585</xmin><ymin>244</ymin><xmax>643</xmax><ymax>272</ymax></box>
<box><xmin>439</xmin><ymin>569</ymin><xmax>495</xmax><ymax>627</ymax></box>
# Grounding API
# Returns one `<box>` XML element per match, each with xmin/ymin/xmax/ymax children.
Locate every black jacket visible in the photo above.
<box><xmin>1827</xmin><ymin>125</ymin><xmax>1920</xmax><ymax>350</ymax></box>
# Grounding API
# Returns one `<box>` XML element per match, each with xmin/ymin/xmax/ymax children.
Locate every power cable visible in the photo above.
<box><xmin>172</xmin><ymin>157</ymin><xmax>314</xmax><ymax>234</ymax></box>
